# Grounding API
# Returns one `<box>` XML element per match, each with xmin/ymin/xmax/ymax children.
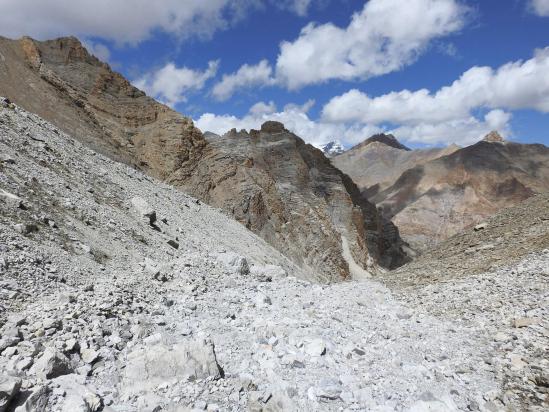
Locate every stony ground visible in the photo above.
<box><xmin>1</xmin><ymin>103</ymin><xmax>548</xmax><ymax>411</ymax></box>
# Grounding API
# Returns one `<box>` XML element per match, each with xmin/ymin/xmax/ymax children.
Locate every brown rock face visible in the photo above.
<box><xmin>175</xmin><ymin>125</ymin><xmax>408</xmax><ymax>281</ymax></box>
<box><xmin>385</xmin><ymin>191</ymin><xmax>549</xmax><ymax>287</ymax></box>
<box><xmin>0</xmin><ymin>36</ymin><xmax>408</xmax><ymax>281</ymax></box>
<box><xmin>0</xmin><ymin>36</ymin><xmax>205</xmax><ymax>180</ymax></box>
<box><xmin>483</xmin><ymin>130</ymin><xmax>505</xmax><ymax>143</ymax></box>
<box><xmin>332</xmin><ymin>134</ymin><xmax>459</xmax><ymax>199</ymax></box>
<box><xmin>373</xmin><ymin>142</ymin><xmax>549</xmax><ymax>250</ymax></box>
<box><xmin>334</xmin><ymin>133</ymin><xmax>549</xmax><ymax>251</ymax></box>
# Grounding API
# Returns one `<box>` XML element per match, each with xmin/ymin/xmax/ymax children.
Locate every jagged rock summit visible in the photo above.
<box><xmin>0</xmin><ymin>36</ymin><xmax>408</xmax><ymax>280</ymax></box>
<box><xmin>320</xmin><ymin>140</ymin><xmax>345</xmax><ymax>157</ymax></box>
<box><xmin>483</xmin><ymin>130</ymin><xmax>505</xmax><ymax>143</ymax></box>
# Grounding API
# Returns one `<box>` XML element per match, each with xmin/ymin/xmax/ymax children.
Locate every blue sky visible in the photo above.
<box><xmin>1</xmin><ymin>0</ymin><xmax>549</xmax><ymax>148</ymax></box>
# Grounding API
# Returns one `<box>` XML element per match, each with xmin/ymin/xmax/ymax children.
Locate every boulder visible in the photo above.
<box><xmin>304</xmin><ymin>339</ymin><xmax>327</xmax><ymax>357</ymax></box>
<box><xmin>31</xmin><ymin>348</ymin><xmax>72</xmax><ymax>379</ymax></box>
<box><xmin>14</xmin><ymin>385</ymin><xmax>50</xmax><ymax>412</ymax></box>
<box><xmin>131</xmin><ymin>196</ymin><xmax>157</xmax><ymax>226</ymax></box>
<box><xmin>80</xmin><ymin>348</ymin><xmax>99</xmax><ymax>364</ymax></box>
<box><xmin>250</xmin><ymin>264</ymin><xmax>287</xmax><ymax>281</ymax></box>
<box><xmin>0</xmin><ymin>189</ymin><xmax>25</xmax><ymax>210</ymax></box>
<box><xmin>213</xmin><ymin>252</ymin><xmax>249</xmax><ymax>275</ymax></box>
<box><xmin>51</xmin><ymin>375</ymin><xmax>102</xmax><ymax>412</ymax></box>
<box><xmin>474</xmin><ymin>223</ymin><xmax>488</xmax><ymax>232</ymax></box>
<box><xmin>0</xmin><ymin>336</ymin><xmax>20</xmax><ymax>354</ymax></box>
<box><xmin>0</xmin><ymin>377</ymin><xmax>21</xmax><ymax>412</ymax></box>
<box><xmin>122</xmin><ymin>339</ymin><xmax>223</xmax><ymax>396</ymax></box>
<box><xmin>254</xmin><ymin>292</ymin><xmax>272</xmax><ymax>308</ymax></box>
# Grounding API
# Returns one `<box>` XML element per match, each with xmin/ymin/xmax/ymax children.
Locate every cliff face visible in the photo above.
<box><xmin>0</xmin><ymin>36</ymin><xmax>206</xmax><ymax>180</ymax></box>
<box><xmin>177</xmin><ymin>122</ymin><xmax>408</xmax><ymax>281</ymax></box>
<box><xmin>0</xmin><ymin>36</ymin><xmax>408</xmax><ymax>280</ymax></box>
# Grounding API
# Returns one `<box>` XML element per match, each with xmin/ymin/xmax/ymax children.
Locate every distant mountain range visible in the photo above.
<box><xmin>333</xmin><ymin>132</ymin><xmax>549</xmax><ymax>250</ymax></box>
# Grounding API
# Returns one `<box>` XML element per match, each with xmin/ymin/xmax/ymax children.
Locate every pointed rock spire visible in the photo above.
<box><xmin>483</xmin><ymin>131</ymin><xmax>505</xmax><ymax>143</ymax></box>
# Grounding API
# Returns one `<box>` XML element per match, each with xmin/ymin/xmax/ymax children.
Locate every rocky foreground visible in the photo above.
<box><xmin>1</xmin><ymin>104</ymin><xmax>548</xmax><ymax>411</ymax></box>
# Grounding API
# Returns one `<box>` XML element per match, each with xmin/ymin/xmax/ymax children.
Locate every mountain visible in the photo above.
<box><xmin>0</xmin><ymin>36</ymin><xmax>407</xmax><ymax>280</ymax></box>
<box><xmin>386</xmin><ymin>190</ymin><xmax>549</xmax><ymax>287</ymax></box>
<box><xmin>373</xmin><ymin>136</ymin><xmax>549</xmax><ymax>249</ymax></box>
<box><xmin>320</xmin><ymin>140</ymin><xmax>345</xmax><ymax>157</ymax></box>
<box><xmin>333</xmin><ymin>132</ymin><xmax>549</xmax><ymax>250</ymax></box>
<box><xmin>356</xmin><ymin>133</ymin><xmax>411</xmax><ymax>151</ymax></box>
<box><xmin>176</xmin><ymin>123</ymin><xmax>408</xmax><ymax>281</ymax></box>
<box><xmin>332</xmin><ymin>133</ymin><xmax>459</xmax><ymax>199</ymax></box>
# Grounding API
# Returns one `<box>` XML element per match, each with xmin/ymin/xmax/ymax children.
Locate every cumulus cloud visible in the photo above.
<box><xmin>275</xmin><ymin>0</ymin><xmax>469</xmax><ymax>89</ymax></box>
<box><xmin>322</xmin><ymin>47</ymin><xmax>549</xmax><ymax>124</ymax></box>
<box><xmin>213</xmin><ymin>0</ymin><xmax>469</xmax><ymax>97</ymax></box>
<box><xmin>392</xmin><ymin>110</ymin><xmax>512</xmax><ymax>145</ymax></box>
<box><xmin>0</xmin><ymin>0</ymin><xmax>260</xmax><ymax>45</ymax></box>
<box><xmin>276</xmin><ymin>0</ymin><xmax>315</xmax><ymax>16</ymax></box>
<box><xmin>212</xmin><ymin>60</ymin><xmax>275</xmax><ymax>101</ymax></box>
<box><xmin>315</xmin><ymin>48</ymin><xmax>549</xmax><ymax>144</ymax></box>
<box><xmin>134</xmin><ymin>61</ymin><xmax>219</xmax><ymax>107</ymax></box>
<box><xmin>194</xmin><ymin>101</ymin><xmax>381</xmax><ymax>148</ymax></box>
<box><xmin>0</xmin><ymin>0</ymin><xmax>324</xmax><ymax>46</ymax></box>
<box><xmin>81</xmin><ymin>40</ymin><xmax>111</xmax><ymax>63</ymax></box>
<box><xmin>530</xmin><ymin>0</ymin><xmax>549</xmax><ymax>16</ymax></box>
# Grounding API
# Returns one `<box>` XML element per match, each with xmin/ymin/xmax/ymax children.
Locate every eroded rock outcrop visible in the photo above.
<box><xmin>176</xmin><ymin>123</ymin><xmax>408</xmax><ymax>280</ymax></box>
<box><xmin>0</xmin><ymin>35</ymin><xmax>206</xmax><ymax>180</ymax></box>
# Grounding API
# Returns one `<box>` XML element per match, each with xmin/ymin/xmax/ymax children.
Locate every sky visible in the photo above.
<box><xmin>1</xmin><ymin>0</ymin><xmax>549</xmax><ymax>149</ymax></box>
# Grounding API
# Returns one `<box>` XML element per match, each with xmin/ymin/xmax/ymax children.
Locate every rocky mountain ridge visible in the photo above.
<box><xmin>333</xmin><ymin>135</ymin><xmax>459</xmax><ymax>200</ymax></box>
<box><xmin>375</xmin><ymin>137</ymin><xmax>549</xmax><ymax>249</ymax></box>
<box><xmin>0</xmin><ymin>35</ymin><xmax>407</xmax><ymax>280</ymax></box>
<box><xmin>351</xmin><ymin>133</ymin><xmax>411</xmax><ymax>151</ymax></box>
<box><xmin>177</xmin><ymin>123</ymin><xmax>408</xmax><ymax>281</ymax></box>
<box><xmin>334</xmin><ymin>131</ymin><xmax>549</xmax><ymax>250</ymax></box>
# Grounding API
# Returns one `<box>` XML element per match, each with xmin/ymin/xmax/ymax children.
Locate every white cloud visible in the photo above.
<box><xmin>134</xmin><ymin>61</ymin><xmax>219</xmax><ymax>107</ymax></box>
<box><xmin>212</xmin><ymin>0</ymin><xmax>469</xmax><ymax>97</ymax></box>
<box><xmin>81</xmin><ymin>40</ymin><xmax>111</xmax><ymax>62</ymax></box>
<box><xmin>275</xmin><ymin>0</ymin><xmax>469</xmax><ymax>89</ymax></box>
<box><xmin>249</xmin><ymin>101</ymin><xmax>277</xmax><ymax>115</ymax></box>
<box><xmin>530</xmin><ymin>0</ymin><xmax>549</xmax><ymax>16</ymax></box>
<box><xmin>323</xmin><ymin>47</ymin><xmax>549</xmax><ymax>125</ymax></box>
<box><xmin>194</xmin><ymin>101</ymin><xmax>381</xmax><ymax>148</ymax></box>
<box><xmin>392</xmin><ymin>110</ymin><xmax>512</xmax><ymax>145</ymax></box>
<box><xmin>212</xmin><ymin>60</ymin><xmax>275</xmax><ymax>101</ymax></box>
<box><xmin>276</xmin><ymin>0</ymin><xmax>315</xmax><ymax>16</ymax></box>
<box><xmin>316</xmin><ymin>48</ymin><xmax>549</xmax><ymax>144</ymax></box>
<box><xmin>0</xmin><ymin>0</ymin><xmax>256</xmax><ymax>45</ymax></box>
<box><xmin>0</xmin><ymin>0</ymin><xmax>325</xmax><ymax>46</ymax></box>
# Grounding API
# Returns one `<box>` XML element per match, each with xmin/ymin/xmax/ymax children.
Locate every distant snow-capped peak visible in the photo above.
<box><xmin>320</xmin><ymin>140</ymin><xmax>345</xmax><ymax>157</ymax></box>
